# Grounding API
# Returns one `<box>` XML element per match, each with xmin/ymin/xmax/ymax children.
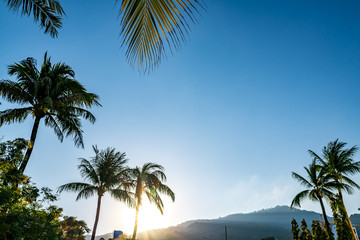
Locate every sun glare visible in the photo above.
<box><xmin>138</xmin><ymin>201</ymin><xmax>170</xmax><ymax>231</ymax></box>
<box><xmin>120</xmin><ymin>199</ymin><xmax>174</xmax><ymax>234</ymax></box>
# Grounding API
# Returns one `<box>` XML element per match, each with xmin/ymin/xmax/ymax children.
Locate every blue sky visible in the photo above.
<box><xmin>1</xmin><ymin>0</ymin><xmax>360</xmax><ymax>235</ymax></box>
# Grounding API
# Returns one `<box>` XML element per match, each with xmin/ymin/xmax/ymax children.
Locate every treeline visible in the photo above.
<box><xmin>291</xmin><ymin>140</ymin><xmax>360</xmax><ymax>240</ymax></box>
<box><xmin>291</xmin><ymin>219</ymin><xmax>329</xmax><ymax>240</ymax></box>
<box><xmin>0</xmin><ymin>138</ymin><xmax>89</xmax><ymax>239</ymax></box>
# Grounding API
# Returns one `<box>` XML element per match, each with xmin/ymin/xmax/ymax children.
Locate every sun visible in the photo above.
<box><xmin>120</xmin><ymin>199</ymin><xmax>174</xmax><ymax>234</ymax></box>
<box><xmin>138</xmin><ymin>200</ymin><xmax>172</xmax><ymax>232</ymax></box>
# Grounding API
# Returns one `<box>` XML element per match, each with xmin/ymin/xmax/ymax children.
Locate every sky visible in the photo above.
<box><xmin>1</xmin><ymin>0</ymin><xmax>360</xmax><ymax>235</ymax></box>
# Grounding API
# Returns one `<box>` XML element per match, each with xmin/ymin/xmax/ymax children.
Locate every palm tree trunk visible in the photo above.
<box><xmin>339</xmin><ymin>190</ymin><xmax>357</xmax><ymax>239</ymax></box>
<box><xmin>132</xmin><ymin>201</ymin><xmax>141</xmax><ymax>240</ymax></box>
<box><xmin>20</xmin><ymin>116</ymin><xmax>41</xmax><ymax>173</ymax></box>
<box><xmin>319</xmin><ymin>196</ymin><xmax>335</xmax><ymax>240</ymax></box>
<box><xmin>91</xmin><ymin>193</ymin><xmax>103</xmax><ymax>240</ymax></box>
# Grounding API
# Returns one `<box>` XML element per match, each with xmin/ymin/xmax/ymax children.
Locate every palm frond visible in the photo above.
<box><xmin>0</xmin><ymin>107</ymin><xmax>33</xmax><ymax>126</ymax></box>
<box><xmin>342</xmin><ymin>160</ymin><xmax>360</xmax><ymax>175</ymax></box>
<box><xmin>62</xmin><ymin>107</ymin><xmax>96</xmax><ymax>123</ymax></box>
<box><xmin>156</xmin><ymin>182</ymin><xmax>175</xmax><ymax>201</ymax></box>
<box><xmin>149</xmin><ymin>191</ymin><xmax>164</xmax><ymax>214</ymax></box>
<box><xmin>44</xmin><ymin>114</ymin><xmax>64</xmax><ymax>141</ymax></box>
<box><xmin>308</xmin><ymin>189</ymin><xmax>320</xmax><ymax>202</ymax></box>
<box><xmin>78</xmin><ymin>158</ymin><xmax>100</xmax><ymax>184</ymax></box>
<box><xmin>110</xmin><ymin>188</ymin><xmax>135</xmax><ymax>208</ymax></box>
<box><xmin>8</xmin><ymin>56</ymin><xmax>38</xmax><ymax>78</ymax></box>
<box><xmin>291</xmin><ymin>190</ymin><xmax>310</xmax><ymax>208</ymax></box>
<box><xmin>339</xmin><ymin>182</ymin><xmax>354</xmax><ymax>195</ymax></box>
<box><xmin>57</xmin><ymin>182</ymin><xmax>96</xmax><ymax>197</ymax></box>
<box><xmin>55</xmin><ymin>113</ymin><xmax>84</xmax><ymax>147</ymax></box>
<box><xmin>5</xmin><ymin>0</ymin><xmax>65</xmax><ymax>37</ymax></box>
<box><xmin>118</xmin><ymin>0</ymin><xmax>204</xmax><ymax>72</ymax></box>
<box><xmin>308</xmin><ymin>150</ymin><xmax>324</xmax><ymax>165</ymax></box>
<box><xmin>57</xmin><ymin>93</ymin><xmax>101</xmax><ymax>109</ymax></box>
<box><xmin>292</xmin><ymin>171</ymin><xmax>313</xmax><ymax>189</ymax></box>
<box><xmin>50</xmin><ymin>62</ymin><xmax>75</xmax><ymax>78</ymax></box>
<box><xmin>75</xmin><ymin>186</ymin><xmax>98</xmax><ymax>200</ymax></box>
<box><xmin>341</xmin><ymin>175</ymin><xmax>360</xmax><ymax>190</ymax></box>
<box><xmin>130</xmin><ymin>162</ymin><xmax>174</xmax><ymax>217</ymax></box>
<box><xmin>322</xmin><ymin>188</ymin><xmax>335</xmax><ymax>200</ymax></box>
<box><xmin>0</xmin><ymin>80</ymin><xmax>34</xmax><ymax>105</ymax></box>
<box><xmin>151</xmin><ymin>169</ymin><xmax>167</xmax><ymax>181</ymax></box>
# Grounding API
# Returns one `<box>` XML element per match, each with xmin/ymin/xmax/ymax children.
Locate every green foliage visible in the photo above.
<box><xmin>299</xmin><ymin>219</ymin><xmax>312</xmax><ymax>240</ymax></box>
<box><xmin>291</xmin><ymin>139</ymin><xmax>360</xmax><ymax>240</ymax></box>
<box><xmin>58</xmin><ymin>146</ymin><xmax>133</xmax><ymax>204</ymax></box>
<box><xmin>291</xmin><ymin>219</ymin><xmax>300</xmax><ymax>240</ymax></box>
<box><xmin>310</xmin><ymin>139</ymin><xmax>360</xmax><ymax>239</ymax></box>
<box><xmin>0</xmin><ymin>53</ymin><xmax>101</xmax><ymax>172</ymax></box>
<box><xmin>0</xmin><ymin>162</ymin><xmax>62</xmax><ymax>240</ymax></box>
<box><xmin>291</xmin><ymin>159</ymin><xmax>335</xmax><ymax>239</ymax></box>
<box><xmin>0</xmin><ymin>138</ymin><xmax>32</xmax><ymax>211</ymax></box>
<box><xmin>131</xmin><ymin>163</ymin><xmax>175</xmax><ymax>214</ymax></box>
<box><xmin>130</xmin><ymin>162</ymin><xmax>175</xmax><ymax>240</ymax></box>
<box><xmin>330</xmin><ymin>195</ymin><xmax>355</xmax><ymax>240</ymax></box>
<box><xmin>59</xmin><ymin>216</ymin><xmax>90</xmax><ymax>240</ymax></box>
<box><xmin>58</xmin><ymin>146</ymin><xmax>133</xmax><ymax>240</ymax></box>
<box><xmin>5</xmin><ymin>0</ymin><xmax>65</xmax><ymax>37</ymax></box>
<box><xmin>291</xmin><ymin>160</ymin><xmax>336</xmax><ymax>208</ymax></box>
<box><xmin>0</xmin><ymin>138</ymin><xmax>87</xmax><ymax>240</ymax></box>
<box><xmin>292</xmin><ymin>219</ymin><xmax>331</xmax><ymax>240</ymax></box>
<box><xmin>311</xmin><ymin>221</ymin><xmax>328</xmax><ymax>240</ymax></box>
<box><xmin>0</xmin><ymin>138</ymin><xmax>28</xmax><ymax>168</ymax></box>
<box><xmin>118</xmin><ymin>0</ymin><xmax>204</xmax><ymax>72</ymax></box>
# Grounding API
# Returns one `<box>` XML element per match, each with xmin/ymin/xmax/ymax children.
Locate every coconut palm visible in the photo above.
<box><xmin>58</xmin><ymin>146</ymin><xmax>134</xmax><ymax>240</ymax></box>
<box><xmin>309</xmin><ymin>139</ymin><xmax>360</xmax><ymax>239</ymax></box>
<box><xmin>118</xmin><ymin>0</ymin><xmax>204</xmax><ymax>72</ymax></box>
<box><xmin>5</xmin><ymin>0</ymin><xmax>65</xmax><ymax>37</ymax></box>
<box><xmin>291</xmin><ymin>159</ymin><xmax>336</xmax><ymax>239</ymax></box>
<box><xmin>130</xmin><ymin>163</ymin><xmax>175</xmax><ymax>240</ymax></box>
<box><xmin>0</xmin><ymin>53</ymin><xmax>100</xmax><ymax>173</ymax></box>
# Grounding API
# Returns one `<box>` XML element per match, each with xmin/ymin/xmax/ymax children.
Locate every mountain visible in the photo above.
<box><xmin>137</xmin><ymin>205</ymin><xmax>356</xmax><ymax>240</ymax></box>
<box><xmin>219</xmin><ymin>205</ymin><xmax>330</xmax><ymax>228</ymax></box>
<box><xmin>87</xmin><ymin>206</ymin><xmax>360</xmax><ymax>240</ymax></box>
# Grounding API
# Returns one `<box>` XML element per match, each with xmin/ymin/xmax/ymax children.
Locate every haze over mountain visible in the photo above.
<box><xmin>137</xmin><ymin>206</ymin><xmax>360</xmax><ymax>240</ymax></box>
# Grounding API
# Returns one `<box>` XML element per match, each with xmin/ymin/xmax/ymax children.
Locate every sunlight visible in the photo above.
<box><xmin>119</xmin><ymin>198</ymin><xmax>174</xmax><ymax>234</ymax></box>
<box><xmin>137</xmin><ymin>200</ymin><xmax>171</xmax><ymax>232</ymax></box>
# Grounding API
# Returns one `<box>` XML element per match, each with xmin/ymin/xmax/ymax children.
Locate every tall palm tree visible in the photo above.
<box><xmin>118</xmin><ymin>0</ymin><xmax>205</xmax><ymax>72</ymax></box>
<box><xmin>0</xmin><ymin>53</ymin><xmax>101</xmax><ymax>173</ymax></box>
<box><xmin>5</xmin><ymin>0</ymin><xmax>65</xmax><ymax>37</ymax></box>
<box><xmin>130</xmin><ymin>162</ymin><xmax>175</xmax><ymax>240</ymax></box>
<box><xmin>291</xmin><ymin>159</ymin><xmax>336</xmax><ymax>240</ymax></box>
<box><xmin>309</xmin><ymin>139</ymin><xmax>360</xmax><ymax>240</ymax></box>
<box><xmin>58</xmin><ymin>146</ymin><xmax>134</xmax><ymax>240</ymax></box>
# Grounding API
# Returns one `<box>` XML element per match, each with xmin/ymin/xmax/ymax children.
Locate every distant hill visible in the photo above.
<box><xmin>87</xmin><ymin>206</ymin><xmax>360</xmax><ymax>240</ymax></box>
<box><xmin>138</xmin><ymin>205</ymin><xmax>360</xmax><ymax>240</ymax></box>
<box><xmin>219</xmin><ymin>205</ymin><xmax>330</xmax><ymax>228</ymax></box>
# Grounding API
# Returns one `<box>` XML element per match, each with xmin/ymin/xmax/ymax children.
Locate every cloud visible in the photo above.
<box><xmin>223</xmin><ymin>175</ymin><xmax>294</xmax><ymax>214</ymax></box>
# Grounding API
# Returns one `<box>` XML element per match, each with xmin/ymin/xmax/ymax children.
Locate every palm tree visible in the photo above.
<box><xmin>291</xmin><ymin>159</ymin><xmax>335</xmax><ymax>240</ymax></box>
<box><xmin>309</xmin><ymin>139</ymin><xmax>360</xmax><ymax>240</ymax></box>
<box><xmin>58</xmin><ymin>146</ymin><xmax>134</xmax><ymax>240</ymax></box>
<box><xmin>118</xmin><ymin>0</ymin><xmax>205</xmax><ymax>72</ymax></box>
<box><xmin>0</xmin><ymin>53</ymin><xmax>101</xmax><ymax>173</ymax></box>
<box><xmin>5</xmin><ymin>0</ymin><xmax>65</xmax><ymax>37</ymax></box>
<box><xmin>130</xmin><ymin>162</ymin><xmax>175</xmax><ymax>240</ymax></box>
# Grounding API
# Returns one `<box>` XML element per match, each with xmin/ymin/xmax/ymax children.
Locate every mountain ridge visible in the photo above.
<box><xmin>89</xmin><ymin>206</ymin><xmax>360</xmax><ymax>240</ymax></box>
<box><xmin>138</xmin><ymin>205</ymin><xmax>359</xmax><ymax>240</ymax></box>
